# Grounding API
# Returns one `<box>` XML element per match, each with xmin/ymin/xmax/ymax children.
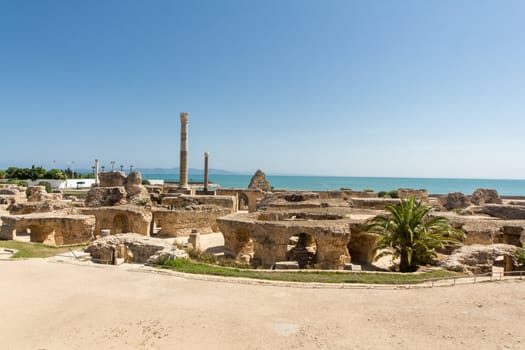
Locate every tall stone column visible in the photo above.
<box><xmin>203</xmin><ymin>152</ymin><xmax>209</xmax><ymax>192</ymax></box>
<box><xmin>94</xmin><ymin>159</ymin><xmax>100</xmax><ymax>185</ymax></box>
<box><xmin>179</xmin><ymin>112</ymin><xmax>189</xmax><ymax>189</ymax></box>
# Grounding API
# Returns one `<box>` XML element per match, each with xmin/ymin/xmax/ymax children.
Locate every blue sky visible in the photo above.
<box><xmin>1</xmin><ymin>0</ymin><xmax>524</xmax><ymax>178</ymax></box>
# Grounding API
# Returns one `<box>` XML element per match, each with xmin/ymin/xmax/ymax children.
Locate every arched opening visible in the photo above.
<box><xmin>233</xmin><ymin>229</ymin><xmax>254</xmax><ymax>263</ymax></box>
<box><xmin>112</xmin><ymin>214</ymin><xmax>129</xmax><ymax>234</ymax></box>
<box><xmin>286</xmin><ymin>233</ymin><xmax>317</xmax><ymax>269</ymax></box>
<box><xmin>238</xmin><ymin>192</ymin><xmax>249</xmax><ymax>211</ymax></box>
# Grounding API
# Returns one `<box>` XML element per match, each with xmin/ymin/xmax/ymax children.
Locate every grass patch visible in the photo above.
<box><xmin>0</xmin><ymin>240</ymin><xmax>86</xmax><ymax>258</ymax></box>
<box><xmin>157</xmin><ymin>259</ymin><xmax>459</xmax><ymax>284</ymax></box>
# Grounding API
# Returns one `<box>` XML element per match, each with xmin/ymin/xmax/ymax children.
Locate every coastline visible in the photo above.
<box><xmin>142</xmin><ymin>174</ymin><xmax>525</xmax><ymax>196</ymax></box>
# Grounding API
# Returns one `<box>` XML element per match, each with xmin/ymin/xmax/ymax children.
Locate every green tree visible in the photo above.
<box><xmin>0</xmin><ymin>169</ymin><xmax>5</xmax><ymax>179</ymax></box>
<box><xmin>44</xmin><ymin>169</ymin><xmax>67</xmax><ymax>180</ymax></box>
<box><xmin>29</xmin><ymin>165</ymin><xmax>46</xmax><ymax>180</ymax></box>
<box><xmin>366</xmin><ymin>196</ymin><xmax>464</xmax><ymax>272</ymax></box>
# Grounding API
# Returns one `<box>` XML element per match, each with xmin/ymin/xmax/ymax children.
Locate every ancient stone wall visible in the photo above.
<box><xmin>475</xmin><ymin>205</ymin><xmax>525</xmax><ymax>220</ymax></box>
<box><xmin>0</xmin><ymin>213</ymin><xmax>95</xmax><ymax>245</ymax></box>
<box><xmin>350</xmin><ymin>198</ymin><xmax>400</xmax><ymax>210</ymax></box>
<box><xmin>87</xmin><ymin>172</ymin><xmax>150</xmax><ymax>206</ymax></box>
<box><xmin>216</xmin><ymin>189</ymin><xmax>264</xmax><ymax>212</ymax></box>
<box><xmin>217</xmin><ymin>209</ymin><xmax>355</xmax><ymax>269</ymax></box>
<box><xmin>153</xmin><ymin>206</ymin><xmax>232</xmax><ymax>237</ymax></box>
<box><xmin>398</xmin><ymin>188</ymin><xmax>429</xmax><ymax>202</ymax></box>
<box><xmin>0</xmin><ymin>185</ymin><xmax>27</xmax><ymax>205</ymax></box>
<box><xmin>161</xmin><ymin>195</ymin><xmax>236</xmax><ymax>212</ymax></box>
<box><xmin>86</xmin><ymin>187</ymin><xmax>127</xmax><ymax>207</ymax></box>
<box><xmin>27</xmin><ymin>186</ymin><xmax>61</xmax><ymax>202</ymax></box>
<box><xmin>440</xmin><ymin>244</ymin><xmax>518</xmax><ymax>274</ymax></box>
<box><xmin>257</xmin><ymin>192</ymin><xmax>350</xmax><ymax>211</ymax></box>
<box><xmin>99</xmin><ymin>171</ymin><xmax>126</xmax><ymax>187</ymax></box>
<box><xmin>81</xmin><ymin>205</ymin><xmax>152</xmax><ymax>236</ymax></box>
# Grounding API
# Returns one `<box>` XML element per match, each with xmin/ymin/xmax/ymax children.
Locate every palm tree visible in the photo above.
<box><xmin>366</xmin><ymin>196</ymin><xmax>464</xmax><ymax>272</ymax></box>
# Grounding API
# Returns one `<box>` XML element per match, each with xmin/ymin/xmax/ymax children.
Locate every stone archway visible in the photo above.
<box><xmin>112</xmin><ymin>214</ymin><xmax>129</xmax><ymax>234</ymax></box>
<box><xmin>286</xmin><ymin>233</ymin><xmax>318</xmax><ymax>268</ymax></box>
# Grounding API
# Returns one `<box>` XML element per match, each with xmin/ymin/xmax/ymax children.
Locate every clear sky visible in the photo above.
<box><xmin>1</xmin><ymin>0</ymin><xmax>524</xmax><ymax>179</ymax></box>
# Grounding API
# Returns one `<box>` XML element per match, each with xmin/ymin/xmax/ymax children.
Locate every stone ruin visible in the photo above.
<box><xmin>0</xmin><ymin>213</ymin><xmax>95</xmax><ymax>245</ymax></box>
<box><xmin>440</xmin><ymin>244</ymin><xmax>518</xmax><ymax>274</ymax></box>
<box><xmin>28</xmin><ymin>186</ymin><xmax>62</xmax><ymax>202</ymax></box>
<box><xmin>0</xmin><ymin>184</ymin><xmax>27</xmax><ymax>206</ymax></box>
<box><xmin>248</xmin><ymin>169</ymin><xmax>272</xmax><ymax>192</ymax></box>
<box><xmin>2</xmin><ymin>161</ymin><xmax>525</xmax><ymax>275</ymax></box>
<box><xmin>86</xmin><ymin>171</ymin><xmax>150</xmax><ymax>206</ymax></box>
<box><xmin>439</xmin><ymin>188</ymin><xmax>504</xmax><ymax>211</ymax></box>
<box><xmin>82</xmin><ymin>205</ymin><xmax>152</xmax><ymax>236</ymax></box>
<box><xmin>217</xmin><ymin>207</ymin><xmax>379</xmax><ymax>269</ymax></box>
<box><xmin>85</xmin><ymin>233</ymin><xmax>188</xmax><ymax>265</ymax></box>
<box><xmin>152</xmin><ymin>195</ymin><xmax>235</xmax><ymax>237</ymax></box>
<box><xmin>215</xmin><ymin>187</ymin><xmax>525</xmax><ymax>272</ymax></box>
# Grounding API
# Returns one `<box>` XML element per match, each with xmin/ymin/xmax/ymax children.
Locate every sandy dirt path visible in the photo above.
<box><xmin>1</xmin><ymin>259</ymin><xmax>524</xmax><ymax>350</ymax></box>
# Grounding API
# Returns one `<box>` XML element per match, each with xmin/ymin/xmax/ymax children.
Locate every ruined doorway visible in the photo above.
<box><xmin>233</xmin><ymin>229</ymin><xmax>255</xmax><ymax>265</ymax></box>
<box><xmin>238</xmin><ymin>192</ymin><xmax>249</xmax><ymax>211</ymax></box>
<box><xmin>112</xmin><ymin>214</ymin><xmax>129</xmax><ymax>234</ymax></box>
<box><xmin>286</xmin><ymin>233</ymin><xmax>318</xmax><ymax>269</ymax></box>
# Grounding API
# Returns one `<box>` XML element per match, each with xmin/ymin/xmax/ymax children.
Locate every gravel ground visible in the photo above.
<box><xmin>1</xmin><ymin>258</ymin><xmax>524</xmax><ymax>350</ymax></box>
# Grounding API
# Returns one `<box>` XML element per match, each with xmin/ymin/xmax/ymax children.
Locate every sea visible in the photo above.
<box><xmin>141</xmin><ymin>174</ymin><xmax>525</xmax><ymax>196</ymax></box>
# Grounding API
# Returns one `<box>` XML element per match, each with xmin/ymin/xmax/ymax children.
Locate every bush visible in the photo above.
<box><xmin>142</xmin><ymin>179</ymin><xmax>151</xmax><ymax>185</ymax></box>
<box><xmin>378</xmin><ymin>191</ymin><xmax>387</xmax><ymax>198</ymax></box>
<box><xmin>37</xmin><ymin>181</ymin><xmax>52</xmax><ymax>193</ymax></box>
<box><xmin>516</xmin><ymin>247</ymin><xmax>525</xmax><ymax>267</ymax></box>
<box><xmin>388</xmin><ymin>190</ymin><xmax>399</xmax><ymax>199</ymax></box>
<box><xmin>17</xmin><ymin>180</ymin><xmax>28</xmax><ymax>187</ymax></box>
<box><xmin>363</xmin><ymin>189</ymin><xmax>374</xmax><ymax>193</ymax></box>
<box><xmin>186</xmin><ymin>247</ymin><xmax>218</xmax><ymax>264</ymax></box>
<box><xmin>44</xmin><ymin>169</ymin><xmax>67</xmax><ymax>180</ymax></box>
<box><xmin>136</xmin><ymin>198</ymin><xmax>151</xmax><ymax>206</ymax></box>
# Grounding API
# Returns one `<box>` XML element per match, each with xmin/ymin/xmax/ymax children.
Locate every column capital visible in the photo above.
<box><xmin>180</xmin><ymin>112</ymin><xmax>189</xmax><ymax>123</ymax></box>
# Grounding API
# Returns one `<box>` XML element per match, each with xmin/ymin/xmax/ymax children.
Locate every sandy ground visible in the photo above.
<box><xmin>1</xmin><ymin>259</ymin><xmax>524</xmax><ymax>350</ymax></box>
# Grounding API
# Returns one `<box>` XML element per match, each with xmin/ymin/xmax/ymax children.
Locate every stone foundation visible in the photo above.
<box><xmin>217</xmin><ymin>209</ymin><xmax>357</xmax><ymax>269</ymax></box>
<box><xmin>81</xmin><ymin>205</ymin><xmax>152</xmax><ymax>236</ymax></box>
<box><xmin>0</xmin><ymin>213</ymin><xmax>95</xmax><ymax>245</ymax></box>
<box><xmin>153</xmin><ymin>206</ymin><xmax>232</xmax><ymax>237</ymax></box>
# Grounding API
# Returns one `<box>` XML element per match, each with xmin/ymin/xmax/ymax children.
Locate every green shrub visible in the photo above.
<box><xmin>516</xmin><ymin>247</ymin><xmax>525</xmax><ymax>267</ymax></box>
<box><xmin>388</xmin><ymin>190</ymin><xmax>399</xmax><ymax>198</ymax></box>
<box><xmin>136</xmin><ymin>198</ymin><xmax>151</xmax><ymax>206</ymax></box>
<box><xmin>37</xmin><ymin>181</ymin><xmax>52</xmax><ymax>193</ymax></box>
<box><xmin>363</xmin><ymin>188</ymin><xmax>374</xmax><ymax>193</ymax></box>
<box><xmin>378</xmin><ymin>191</ymin><xmax>387</xmax><ymax>198</ymax></box>
<box><xmin>142</xmin><ymin>179</ymin><xmax>151</xmax><ymax>185</ymax></box>
<box><xmin>186</xmin><ymin>247</ymin><xmax>218</xmax><ymax>264</ymax></box>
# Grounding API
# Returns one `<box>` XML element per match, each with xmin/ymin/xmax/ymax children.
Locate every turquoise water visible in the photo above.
<box><xmin>142</xmin><ymin>174</ymin><xmax>525</xmax><ymax>196</ymax></box>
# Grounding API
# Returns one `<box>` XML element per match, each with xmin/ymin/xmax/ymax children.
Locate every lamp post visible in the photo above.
<box><xmin>120</xmin><ymin>165</ymin><xmax>124</xmax><ymax>172</ymax></box>
<box><xmin>130</xmin><ymin>164</ymin><xmax>134</xmax><ymax>173</ymax></box>
<box><xmin>111</xmin><ymin>161</ymin><xmax>115</xmax><ymax>171</ymax></box>
<box><xmin>101</xmin><ymin>165</ymin><xmax>105</xmax><ymax>172</ymax></box>
<box><xmin>71</xmin><ymin>161</ymin><xmax>75</xmax><ymax>179</ymax></box>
